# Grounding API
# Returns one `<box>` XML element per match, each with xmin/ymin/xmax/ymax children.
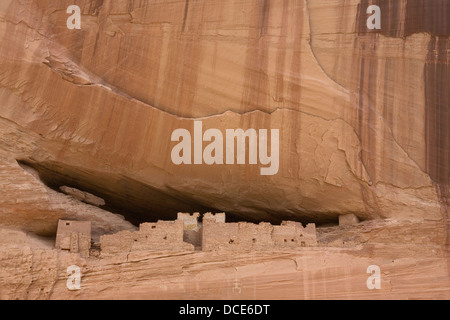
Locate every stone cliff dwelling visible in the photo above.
<box><xmin>99</xmin><ymin>219</ymin><xmax>194</xmax><ymax>257</ymax></box>
<box><xmin>55</xmin><ymin>220</ymin><xmax>91</xmax><ymax>258</ymax></box>
<box><xmin>201</xmin><ymin>213</ymin><xmax>317</xmax><ymax>251</ymax></box>
<box><xmin>55</xmin><ymin>213</ymin><xmax>318</xmax><ymax>257</ymax></box>
<box><xmin>177</xmin><ymin>212</ymin><xmax>201</xmax><ymax>248</ymax></box>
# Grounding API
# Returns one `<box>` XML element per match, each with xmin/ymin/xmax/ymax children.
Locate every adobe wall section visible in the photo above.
<box><xmin>203</xmin><ymin>212</ymin><xmax>226</xmax><ymax>223</ymax></box>
<box><xmin>202</xmin><ymin>215</ymin><xmax>317</xmax><ymax>251</ymax></box>
<box><xmin>177</xmin><ymin>212</ymin><xmax>201</xmax><ymax>247</ymax></box>
<box><xmin>55</xmin><ymin>220</ymin><xmax>91</xmax><ymax>257</ymax></box>
<box><xmin>100</xmin><ymin>220</ymin><xmax>194</xmax><ymax>257</ymax></box>
<box><xmin>272</xmin><ymin>221</ymin><xmax>317</xmax><ymax>248</ymax></box>
<box><xmin>177</xmin><ymin>212</ymin><xmax>200</xmax><ymax>231</ymax></box>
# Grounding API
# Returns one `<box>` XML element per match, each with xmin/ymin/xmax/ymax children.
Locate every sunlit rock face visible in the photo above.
<box><xmin>0</xmin><ymin>0</ymin><xmax>449</xmax><ymax>301</ymax></box>
<box><xmin>0</xmin><ymin>0</ymin><xmax>448</xmax><ymax>233</ymax></box>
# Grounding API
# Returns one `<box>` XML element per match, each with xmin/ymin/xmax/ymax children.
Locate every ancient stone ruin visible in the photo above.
<box><xmin>57</xmin><ymin>213</ymin><xmax>317</xmax><ymax>257</ymax></box>
<box><xmin>201</xmin><ymin>213</ymin><xmax>317</xmax><ymax>251</ymax></box>
<box><xmin>99</xmin><ymin>219</ymin><xmax>194</xmax><ymax>257</ymax></box>
<box><xmin>177</xmin><ymin>212</ymin><xmax>202</xmax><ymax>248</ymax></box>
<box><xmin>55</xmin><ymin>220</ymin><xmax>91</xmax><ymax>258</ymax></box>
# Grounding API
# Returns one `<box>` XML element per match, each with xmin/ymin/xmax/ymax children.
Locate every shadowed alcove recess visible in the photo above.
<box><xmin>17</xmin><ymin>159</ymin><xmax>215</xmax><ymax>227</ymax></box>
<box><xmin>17</xmin><ymin>160</ymin><xmax>335</xmax><ymax>227</ymax></box>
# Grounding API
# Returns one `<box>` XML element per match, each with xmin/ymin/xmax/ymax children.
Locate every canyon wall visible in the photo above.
<box><xmin>0</xmin><ymin>0</ymin><xmax>448</xmax><ymax>229</ymax></box>
<box><xmin>0</xmin><ymin>0</ymin><xmax>448</xmax><ymax>300</ymax></box>
<box><xmin>1</xmin><ymin>0</ymin><xmax>448</xmax><ymax>229</ymax></box>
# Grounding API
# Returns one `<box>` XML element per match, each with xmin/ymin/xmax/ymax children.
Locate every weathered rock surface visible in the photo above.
<box><xmin>0</xmin><ymin>0</ymin><xmax>447</xmax><ymax>224</ymax></box>
<box><xmin>0</xmin><ymin>0</ymin><xmax>448</xmax><ymax>299</ymax></box>
<box><xmin>0</xmin><ymin>219</ymin><xmax>449</xmax><ymax>300</ymax></box>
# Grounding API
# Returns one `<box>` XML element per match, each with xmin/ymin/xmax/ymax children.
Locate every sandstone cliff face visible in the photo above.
<box><xmin>0</xmin><ymin>0</ymin><xmax>447</xmax><ymax>227</ymax></box>
<box><xmin>0</xmin><ymin>0</ymin><xmax>448</xmax><ymax>300</ymax></box>
<box><xmin>309</xmin><ymin>0</ymin><xmax>449</xmax><ymax>201</ymax></box>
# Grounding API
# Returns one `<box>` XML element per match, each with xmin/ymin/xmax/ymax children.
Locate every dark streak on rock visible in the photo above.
<box><xmin>240</xmin><ymin>0</ymin><xmax>272</xmax><ymax>113</ymax></box>
<box><xmin>357</xmin><ymin>0</ymin><xmax>450</xmax><ymax>37</ymax></box>
<box><xmin>182</xmin><ymin>0</ymin><xmax>189</xmax><ymax>32</ymax></box>
<box><xmin>425</xmin><ymin>37</ymin><xmax>449</xmax><ymax>188</ymax></box>
<box><xmin>261</xmin><ymin>0</ymin><xmax>270</xmax><ymax>37</ymax></box>
<box><xmin>355</xmin><ymin>0</ymin><xmax>449</xmax><ymax>261</ymax></box>
<box><xmin>356</xmin><ymin>0</ymin><xmax>449</xmax><ymax>191</ymax></box>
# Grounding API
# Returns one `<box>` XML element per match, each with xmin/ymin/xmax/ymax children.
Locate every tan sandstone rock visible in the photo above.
<box><xmin>0</xmin><ymin>0</ymin><xmax>448</xmax><ymax>300</ymax></box>
<box><xmin>0</xmin><ymin>0</ymin><xmax>446</xmax><ymax>226</ymax></box>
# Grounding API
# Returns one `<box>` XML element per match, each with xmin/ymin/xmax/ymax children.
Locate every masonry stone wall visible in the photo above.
<box><xmin>177</xmin><ymin>212</ymin><xmax>200</xmax><ymax>230</ymax></box>
<box><xmin>55</xmin><ymin>220</ymin><xmax>91</xmax><ymax>258</ymax></box>
<box><xmin>203</xmin><ymin>212</ymin><xmax>226</xmax><ymax>223</ymax></box>
<box><xmin>177</xmin><ymin>212</ymin><xmax>201</xmax><ymax>247</ymax></box>
<box><xmin>98</xmin><ymin>212</ymin><xmax>317</xmax><ymax>256</ymax></box>
<box><xmin>100</xmin><ymin>220</ymin><xmax>194</xmax><ymax>257</ymax></box>
<box><xmin>202</xmin><ymin>214</ymin><xmax>317</xmax><ymax>251</ymax></box>
<box><xmin>272</xmin><ymin>221</ymin><xmax>317</xmax><ymax>248</ymax></box>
